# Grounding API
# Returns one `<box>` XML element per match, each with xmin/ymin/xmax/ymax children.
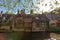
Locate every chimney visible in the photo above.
<box><xmin>0</xmin><ymin>11</ymin><xmax>3</xmax><ymax>17</ymax></box>
<box><xmin>30</xmin><ymin>10</ymin><xmax>33</xmax><ymax>15</ymax></box>
<box><xmin>17</xmin><ymin>9</ymin><xmax>19</xmax><ymax>14</ymax></box>
<box><xmin>1</xmin><ymin>11</ymin><xmax>3</xmax><ymax>14</ymax></box>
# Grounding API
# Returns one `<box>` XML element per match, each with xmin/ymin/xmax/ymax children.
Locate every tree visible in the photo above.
<box><xmin>53</xmin><ymin>8</ymin><xmax>59</xmax><ymax>14</ymax></box>
<box><xmin>0</xmin><ymin>0</ymin><xmax>60</xmax><ymax>14</ymax></box>
<box><xmin>0</xmin><ymin>0</ymin><xmax>21</xmax><ymax>13</ymax></box>
<box><xmin>0</xmin><ymin>0</ymin><xmax>36</xmax><ymax>14</ymax></box>
<box><xmin>54</xmin><ymin>0</ymin><xmax>60</xmax><ymax>5</ymax></box>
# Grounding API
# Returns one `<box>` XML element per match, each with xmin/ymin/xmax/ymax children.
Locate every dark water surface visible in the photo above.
<box><xmin>0</xmin><ymin>31</ymin><xmax>60</xmax><ymax>40</ymax></box>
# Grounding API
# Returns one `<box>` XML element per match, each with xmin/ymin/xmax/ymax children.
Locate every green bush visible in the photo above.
<box><xmin>48</xmin><ymin>26</ymin><xmax>60</xmax><ymax>31</ymax></box>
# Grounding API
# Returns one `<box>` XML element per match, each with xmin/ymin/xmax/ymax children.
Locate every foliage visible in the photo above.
<box><xmin>44</xmin><ymin>12</ymin><xmax>48</xmax><ymax>14</ymax></box>
<box><xmin>5</xmin><ymin>11</ymin><xmax>13</xmax><ymax>14</ymax></box>
<box><xmin>54</xmin><ymin>1</ymin><xmax>60</xmax><ymax>5</ymax></box>
<box><xmin>0</xmin><ymin>0</ymin><xmax>60</xmax><ymax>14</ymax></box>
<box><xmin>0</xmin><ymin>0</ymin><xmax>20</xmax><ymax>13</ymax></box>
<box><xmin>0</xmin><ymin>0</ymin><xmax>35</xmax><ymax>13</ymax></box>
<box><xmin>30</xmin><ymin>13</ymin><xmax>39</xmax><ymax>16</ymax></box>
<box><xmin>35</xmin><ymin>0</ymin><xmax>60</xmax><ymax>14</ymax></box>
<box><xmin>48</xmin><ymin>26</ymin><xmax>60</xmax><ymax>31</ymax></box>
<box><xmin>53</xmin><ymin>8</ymin><xmax>59</xmax><ymax>14</ymax></box>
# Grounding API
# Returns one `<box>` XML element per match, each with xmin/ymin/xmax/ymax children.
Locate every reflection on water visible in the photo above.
<box><xmin>0</xmin><ymin>31</ymin><xmax>60</xmax><ymax>40</ymax></box>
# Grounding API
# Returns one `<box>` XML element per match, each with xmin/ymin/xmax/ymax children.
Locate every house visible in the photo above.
<box><xmin>11</xmin><ymin>9</ymin><xmax>26</xmax><ymax>31</ymax></box>
<box><xmin>23</xmin><ymin>14</ymin><xmax>32</xmax><ymax>32</ymax></box>
<box><xmin>46</xmin><ymin>9</ymin><xmax>60</xmax><ymax>31</ymax></box>
<box><xmin>1</xmin><ymin>9</ymin><xmax>60</xmax><ymax>32</ymax></box>
<box><xmin>32</xmin><ymin>14</ymin><xmax>49</xmax><ymax>31</ymax></box>
<box><xmin>0</xmin><ymin>11</ymin><xmax>14</xmax><ymax>31</ymax></box>
<box><xmin>11</xmin><ymin>9</ymin><xmax>50</xmax><ymax>32</ymax></box>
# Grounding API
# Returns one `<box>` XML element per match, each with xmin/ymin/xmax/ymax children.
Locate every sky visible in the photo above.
<box><xmin>33</xmin><ymin>0</ymin><xmax>60</xmax><ymax>14</ymax></box>
<box><xmin>0</xmin><ymin>0</ymin><xmax>60</xmax><ymax>14</ymax></box>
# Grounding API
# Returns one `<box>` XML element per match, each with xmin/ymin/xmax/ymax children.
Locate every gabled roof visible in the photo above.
<box><xmin>32</xmin><ymin>14</ymin><xmax>49</xmax><ymax>22</ymax></box>
<box><xmin>40</xmin><ymin>14</ymin><xmax>49</xmax><ymax>22</ymax></box>
<box><xmin>46</xmin><ymin>9</ymin><xmax>60</xmax><ymax>21</ymax></box>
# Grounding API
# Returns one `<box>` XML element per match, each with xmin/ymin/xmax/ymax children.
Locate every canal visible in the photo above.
<box><xmin>0</xmin><ymin>31</ymin><xmax>60</xmax><ymax>40</ymax></box>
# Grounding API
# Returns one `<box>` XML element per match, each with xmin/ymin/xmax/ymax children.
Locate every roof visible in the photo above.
<box><xmin>46</xmin><ymin>10</ymin><xmax>60</xmax><ymax>21</ymax></box>
<box><xmin>40</xmin><ymin>14</ymin><xmax>49</xmax><ymax>22</ymax></box>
